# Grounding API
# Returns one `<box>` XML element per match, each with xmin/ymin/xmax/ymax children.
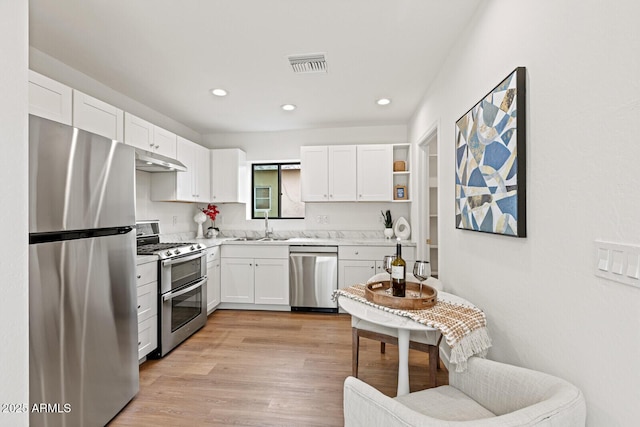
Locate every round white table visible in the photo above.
<box><xmin>338</xmin><ymin>295</ymin><xmax>439</xmax><ymax>396</ymax></box>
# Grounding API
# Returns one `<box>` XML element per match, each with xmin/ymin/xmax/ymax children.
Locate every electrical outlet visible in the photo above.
<box><xmin>172</xmin><ymin>215</ymin><xmax>178</xmax><ymax>226</ymax></box>
<box><xmin>316</xmin><ymin>215</ymin><xmax>322</xmax><ymax>224</ymax></box>
<box><xmin>322</xmin><ymin>215</ymin><xmax>329</xmax><ymax>224</ymax></box>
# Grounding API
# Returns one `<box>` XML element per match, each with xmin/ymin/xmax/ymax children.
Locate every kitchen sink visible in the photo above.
<box><xmin>231</xmin><ymin>236</ymin><xmax>290</xmax><ymax>242</ymax></box>
<box><xmin>258</xmin><ymin>237</ymin><xmax>290</xmax><ymax>242</ymax></box>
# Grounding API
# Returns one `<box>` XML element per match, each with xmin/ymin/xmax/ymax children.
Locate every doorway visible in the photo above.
<box><xmin>418</xmin><ymin>125</ymin><xmax>438</xmax><ymax>277</ymax></box>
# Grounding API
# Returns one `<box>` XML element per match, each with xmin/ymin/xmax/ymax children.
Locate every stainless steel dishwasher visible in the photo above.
<box><xmin>289</xmin><ymin>245</ymin><xmax>338</xmax><ymax>312</ymax></box>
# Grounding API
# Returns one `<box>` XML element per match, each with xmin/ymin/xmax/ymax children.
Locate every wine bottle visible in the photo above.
<box><xmin>391</xmin><ymin>238</ymin><xmax>406</xmax><ymax>297</ymax></box>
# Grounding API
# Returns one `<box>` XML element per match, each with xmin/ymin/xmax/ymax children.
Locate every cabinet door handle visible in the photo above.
<box><xmin>137</xmin><ymin>275</ymin><xmax>141</xmax><ymax>279</ymax></box>
<box><xmin>155</xmin><ymin>144</ymin><xmax>160</xmax><ymax>149</ymax></box>
<box><xmin>137</xmin><ymin>305</ymin><xmax>141</xmax><ymax>309</ymax></box>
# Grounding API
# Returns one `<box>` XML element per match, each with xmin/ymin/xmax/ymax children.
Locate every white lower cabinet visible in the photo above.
<box><xmin>206</xmin><ymin>246</ymin><xmax>221</xmax><ymax>313</ymax></box>
<box><xmin>221</xmin><ymin>245</ymin><xmax>289</xmax><ymax>307</ymax></box>
<box><xmin>338</xmin><ymin>245</ymin><xmax>416</xmax><ymax>287</ymax></box>
<box><xmin>136</xmin><ymin>260</ymin><xmax>158</xmax><ymax>360</ymax></box>
<box><xmin>254</xmin><ymin>259</ymin><xmax>290</xmax><ymax>305</ymax></box>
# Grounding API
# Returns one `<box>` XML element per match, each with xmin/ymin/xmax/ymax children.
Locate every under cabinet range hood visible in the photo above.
<box><xmin>134</xmin><ymin>148</ymin><xmax>187</xmax><ymax>172</ymax></box>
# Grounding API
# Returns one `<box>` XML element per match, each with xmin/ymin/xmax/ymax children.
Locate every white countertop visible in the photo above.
<box><xmin>192</xmin><ymin>236</ymin><xmax>415</xmax><ymax>247</ymax></box>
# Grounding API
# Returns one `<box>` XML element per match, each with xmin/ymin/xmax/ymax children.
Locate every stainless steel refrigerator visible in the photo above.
<box><xmin>29</xmin><ymin>115</ymin><xmax>139</xmax><ymax>427</ymax></box>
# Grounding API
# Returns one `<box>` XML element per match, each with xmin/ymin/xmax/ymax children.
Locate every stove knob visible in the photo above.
<box><xmin>190</xmin><ymin>245</ymin><xmax>196</xmax><ymax>250</ymax></box>
<box><xmin>174</xmin><ymin>249</ymin><xmax>181</xmax><ymax>255</ymax></box>
<box><xmin>198</xmin><ymin>244</ymin><xmax>203</xmax><ymax>249</ymax></box>
<box><xmin>165</xmin><ymin>251</ymin><xmax>172</xmax><ymax>257</ymax></box>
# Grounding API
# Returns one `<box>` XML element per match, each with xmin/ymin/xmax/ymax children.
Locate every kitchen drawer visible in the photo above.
<box><xmin>221</xmin><ymin>244</ymin><xmax>288</xmax><ymax>259</ymax></box>
<box><xmin>206</xmin><ymin>246</ymin><xmax>220</xmax><ymax>262</ymax></box>
<box><xmin>338</xmin><ymin>245</ymin><xmax>415</xmax><ymax>261</ymax></box>
<box><xmin>137</xmin><ymin>281</ymin><xmax>157</xmax><ymax>323</ymax></box>
<box><xmin>136</xmin><ymin>261</ymin><xmax>157</xmax><ymax>287</ymax></box>
<box><xmin>137</xmin><ymin>315</ymin><xmax>158</xmax><ymax>360</ymax></box>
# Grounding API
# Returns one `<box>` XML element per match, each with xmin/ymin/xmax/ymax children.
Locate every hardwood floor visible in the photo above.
<box><xmin>109</xmin><ymin>310</ymin><xmax>447</xmax><ymax>426</ymax></box>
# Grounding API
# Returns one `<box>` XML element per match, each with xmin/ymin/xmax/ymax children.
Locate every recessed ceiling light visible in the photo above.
<box><xmin>281</xmin><ymin>104</ymin><xmax>297</xmax><ymax>111</ymax></box>
<box><xmin>376</xmin><ymin>98</ymin><xmax>392</xmax><ymax>106</ymax></box>
<box><xmin>211</xmin><ymin>88</ymin><xmax>228</xmax><ymax>97</ymax></box>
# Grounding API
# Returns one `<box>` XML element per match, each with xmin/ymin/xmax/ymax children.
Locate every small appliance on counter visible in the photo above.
<box><xmin>135</xmin><ymin>220</ymin><xmax>208</xmax><ymax>357</ymax></box>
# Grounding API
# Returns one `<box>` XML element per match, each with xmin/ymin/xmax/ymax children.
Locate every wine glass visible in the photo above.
<box><xmin>383</xmin><ymin>255</ymin><xmax>396</xmax><ymax>284</ymax></box>
<box><xmin>413</xmin><ymin>260</ymin><xmax>431</xmax><ymax>297</ymax></box>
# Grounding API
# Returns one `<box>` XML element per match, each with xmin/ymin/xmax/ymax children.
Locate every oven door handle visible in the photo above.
<box><xmin>162</xmin><ymin>278</ymin><xmax>207</xmax><ymax>302</ymax></box>
<box><xmin>161</xmin><ymin>252</ymin><xmax>205</xmax><ymax>267</ymax></box>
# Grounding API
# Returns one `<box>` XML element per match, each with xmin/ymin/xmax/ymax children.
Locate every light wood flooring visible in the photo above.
<box><xmin>109</xmin><ymin>310</ymin><xmax>447</xmax><ymax>426</ymax></box>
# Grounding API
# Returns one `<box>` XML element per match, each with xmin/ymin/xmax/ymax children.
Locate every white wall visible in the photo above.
<box><xmin>0</xmin><ymin>1</ymin><xmax>29</xmax><ymax>426</ymax></box>
<box><xmin>408</xmin><ymin>1</ymin><xmax>640</xmax><ymax>425</ymax></box>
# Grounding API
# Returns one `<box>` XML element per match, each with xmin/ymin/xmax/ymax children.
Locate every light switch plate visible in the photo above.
<box><xmin>594</xmin><ymin>240</ymin><xmax>640</xmax><ymax>288</ymax></box>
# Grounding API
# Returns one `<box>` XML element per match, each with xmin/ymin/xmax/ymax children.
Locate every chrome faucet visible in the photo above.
<box><xmin>264</xmin><ymin>210</ymin><xmax>272</xmax><ymax>238</ymax></box>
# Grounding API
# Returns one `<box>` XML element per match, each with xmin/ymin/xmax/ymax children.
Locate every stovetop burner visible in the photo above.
<box><xmin>136</xmin><ymin>221</ymin><xmax>206</xmax><ymax>259</ymax></box>
<box><xmin>137</xmin><ymin>241</ymin><xmax>206</xmax><ymax>259</ymax></box>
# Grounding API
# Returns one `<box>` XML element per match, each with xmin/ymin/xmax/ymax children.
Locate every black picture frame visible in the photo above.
<box><xmin>454</xmin><ymin>67</ymin><xmax>526</xmax><ymax>237</ymax></box>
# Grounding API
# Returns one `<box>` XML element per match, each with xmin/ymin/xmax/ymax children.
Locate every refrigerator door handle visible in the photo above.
<box><xmin>162</xmin><ymin>278</ymin><xmax>207</xmax><ymax>302</ymax></box>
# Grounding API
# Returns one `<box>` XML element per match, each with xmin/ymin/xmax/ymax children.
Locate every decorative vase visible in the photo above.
<box><xmin>384</xmin><ymin>228</ymin><xmax>394</xmax><ymax>239</ymax></box>
<box><xmin>194</xmin><ymin>211</ymin><xmax>207</xmax><ymax>238</ymax></box>
<box><xmin>394</xmin><ymin>216</ymin><xmax>411</xmax><ymax>240</ymax></box>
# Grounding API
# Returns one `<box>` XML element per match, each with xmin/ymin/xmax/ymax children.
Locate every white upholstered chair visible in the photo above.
<box><xmin>344</xmin><ymin>356</ymin><xmax>586</xmax><ymax>426</ymax></box>
<box><xmin>351</xmin><ymin>273</ymin><xmax>444</xmax><ymax>388</ymax></box>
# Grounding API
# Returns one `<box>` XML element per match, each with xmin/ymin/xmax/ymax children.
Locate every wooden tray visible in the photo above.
<box><xmin>365</xmin><ymin>281</ymin><xmax>437</xmax><ymax>310</ymax></box>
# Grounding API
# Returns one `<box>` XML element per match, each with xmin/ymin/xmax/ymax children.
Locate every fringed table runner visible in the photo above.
<box><xmin>333</xmin><ymin>284</ymin><xmax>491</xmax><ymax>371</ymax></box>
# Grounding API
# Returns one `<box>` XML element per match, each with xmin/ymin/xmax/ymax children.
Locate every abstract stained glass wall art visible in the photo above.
<box><xmin>455</xmin><ymin>67</ymin><xmax>526</xmax><ymax>237</ymax></box>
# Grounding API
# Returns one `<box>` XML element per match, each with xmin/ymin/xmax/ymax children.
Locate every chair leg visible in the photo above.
<box><xmin>380</xmin><ymin>342</ymin><xmax>386</xmax><ymax>354</ymax></box>
<box><xmin>352</xmin><ymin>328</ymin><xmax>360</xmax><ymax>378</ymax></box>
<box><xmin>428</xmin><ymin>345</ymin><xmax>438</xmax><ymax>388</ymax></box>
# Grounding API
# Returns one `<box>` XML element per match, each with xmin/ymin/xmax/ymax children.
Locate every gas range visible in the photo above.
<box><xmin>136</xmin><ymin>220</ymin><xmax>208</xmax><ymax>358</ymax></box>
<box><xmin>136</xmin><ymin>220</ymin><xmax>206</xmax><ymax>259</ymax></box>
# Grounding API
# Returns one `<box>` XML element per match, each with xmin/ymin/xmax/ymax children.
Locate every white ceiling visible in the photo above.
<box><xmin>29</xmin><ymin>0</ymin><xmax>481</xmax><ymax>135</ymax></box>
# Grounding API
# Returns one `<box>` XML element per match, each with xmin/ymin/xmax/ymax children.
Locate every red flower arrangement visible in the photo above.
<box><xmin>201</xmin><ymin>204</ymin><xmax>220</xmax><ymax>222</ymax></box>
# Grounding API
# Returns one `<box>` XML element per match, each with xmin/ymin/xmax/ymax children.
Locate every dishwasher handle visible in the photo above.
<box><xmin>289</xmin><ymin>245</ymin><xmax>337</xmax><ymax>254</ymax></box>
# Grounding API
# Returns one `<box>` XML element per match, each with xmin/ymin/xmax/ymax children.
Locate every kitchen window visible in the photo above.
<box><xmin>252</xmin><ymin>163</ymin><xmax>305</xmax><ymax>219</ymax></box>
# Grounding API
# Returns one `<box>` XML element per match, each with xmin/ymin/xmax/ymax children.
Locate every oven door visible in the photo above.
<box><xmin>159</xmin><ymin>277</ymin><xmax>208</xmax><ymax>357</ymax></box>
<box><xmin>160</xmin><ymin>251</ymin><xmax>207</xmax><ymax>294</ymax></box>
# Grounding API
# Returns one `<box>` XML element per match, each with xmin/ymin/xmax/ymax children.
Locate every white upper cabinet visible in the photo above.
<box><xmin>152</xmin><ymin>125</ymin><xmax>177</xmax><ymax>158</ymax></box>
<box><xmin>28</xmin><ymin>70</ymin><xmax>72</xmax><ymax>125</ymax></box>
<box><xmin>357</xmin><ymin>144</ymin><xmax>393</xmax><ymax>201</ymax></box>
<box><xmin>72</xmin><ymin>90</ymin><xmax>124</xmax><ymax>141</ymax></box>
<box><xmin>300</xmin><ymin>145</ymin><xmax>357</xmax><ymax>202</ymax></box>
<box><xmin>151</xmin><ymin>136</ymin><xmax>210</xmax><ymax>203</ymax></box>
<box><xmin>328</xmin><ymin>145</ymin><xmax>357</xmax><ymax>201</ymax></box>
<box><xmin>210</xmin><ymin>148</ymin><xmax>247</xmax><ymax>203</ymax></box>
<box><xmin>124</xmin><ymin>112</ymin><xmax>154</xmax><ymax>151</ymax></box>
<box><xmin>194</xmin><ymin>144</ymin><xmax>211</xmax><ymax>203</ymax></box>
<box><xmin>301</xmin><ymin>144</ymin><xmax>391</xmax><ymax>202</ymax></box>
<box><xmin>300</xmin><ymin>146</ymin><xmax>329</xmax><ymax>201</ymax></box>
<box><xmin>124</xmin><ymin>112</ymin><xmax>177</xmax><ymax>158</ymax></box>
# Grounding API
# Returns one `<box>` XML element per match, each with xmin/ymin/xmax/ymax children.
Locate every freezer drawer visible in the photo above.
<box><xmin>29</xmin><ymin>232</ymin><xmax>138</xmax><ymax>427</ymax></box>
<box><xmin>289</xmin><ymin>247</ymin><xmax>338</xmax><ymax>312</ymax></box>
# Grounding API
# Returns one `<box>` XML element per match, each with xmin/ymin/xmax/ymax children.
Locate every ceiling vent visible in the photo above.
<box><xmin>288</xmin><ymin>53</ymin><xmax>327</xmax><ymax>74</ymax></box>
